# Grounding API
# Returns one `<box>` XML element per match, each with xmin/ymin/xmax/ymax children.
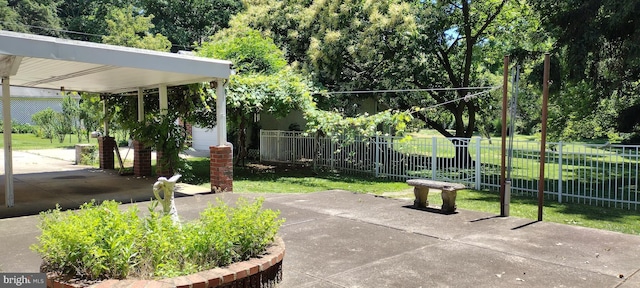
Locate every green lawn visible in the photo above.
<box><xmin>182</xmin><ymin>157</ymin><xmax>640</xmax><ymax>235</ymax></box>
<box><xmin>0</xmin><ymin>133</ymin><xmax>98</xmax><ymax>150</ymax></box>
<box><xmin>6</xmin><ymin>133</ymin><xmax>639</xmax><ymax>235</ymax></box>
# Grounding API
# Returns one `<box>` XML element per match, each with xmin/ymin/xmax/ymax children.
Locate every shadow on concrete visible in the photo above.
<box><xmin>0</xmin><ymin>168</ymin><xmax>210</xmax><ymax>219</ymax></box>
<box><xmin>401</xmin><ymin>204</ymin><xmax>459</xmax><ymax>215</ymax></box>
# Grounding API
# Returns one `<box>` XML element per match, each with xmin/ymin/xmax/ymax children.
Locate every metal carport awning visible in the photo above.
<box><xmin>0</xmin><ymin>30</ymin><xmax>232</xmax><ymax>207</ymax></box>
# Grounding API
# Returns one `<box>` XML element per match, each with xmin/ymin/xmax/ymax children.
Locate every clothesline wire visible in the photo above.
<box><xmin>421</xmin><ymin>86</ymin><xmax>501</xmax><ymax>111</ymax></box>
<box><xmin>326</xmin><ymin>86</ymin><xmax>500</xmax><ymax>95</ymax></box>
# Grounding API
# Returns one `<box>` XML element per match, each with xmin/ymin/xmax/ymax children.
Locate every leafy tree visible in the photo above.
<box><xmin>138</xmin><ymin>0</ymin><xmax>244</xmax><ymax>52</ymax></box>
<box><xmin>78</xmin><ymin>94</ymin><xmax>104</xmax><ymax>142</ymax></box>
<box><xmin>31</xmin><ymin>108</ymin><xmax>57</xmax><ymax>142</ymax></box>
<box><xmin>0</xmin><ymin>0</ymin><xmax>22</xmax><ymax>32</ymax></box>
<box><xmin>102</xmin><ymin>4</ymin><xmax>171</xmax><ymax>51</ymax></box>
<box><xmin>2</xmin><ymin>0</ymin><xmax>62</xmax><ymax>35</ymax></box>
<box><xmin>61</xmin><ymin>94</ymin><xmax>82</xmax><ymax>142</ymax></box>
<box><xmin>58</xmin><ymin>0</ymin><xmax>130</xmax><ymax>42</ymax></box>
<box><xmin>525</xmin><ymin>0</ymin><xmax>640</xmax><ymax>141</ymax></box>
<box><xmin>237</xmin><ymin>0</ymin><xmax>535</xmax><ymax>165</ymax></box>
<box><xmin>198</xmin><ymin>26</ymin><xmax>314</xmax><ymax>165</ymax></box>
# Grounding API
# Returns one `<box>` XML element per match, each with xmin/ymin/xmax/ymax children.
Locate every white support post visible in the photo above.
<box><xmin>475</xmin><ymin>136</ymin><xmax>482</xmax><ymax>190</ymax></box>
<box><xmin>103</xmin><ymin>99</ymin><xmax>109</xmax><ymax>136</ymax></box>
<box><xmin>137</xmin><ymin>87</ymin><xmax>144</xmax><ymax>122</ymax></box>
<box><xmin>558</xmin><ymin>141</ymin><xmax>563</xmax><ymax>203</ymax></box>
<box><xmin>216</xmin><ymin>79</ymin><xmax>227</xmax><ymax>146</ymax></box>
<box><xmin>159</xmin><ymin>84</ymin><xmax>168</xmax><ymax>115</ymax></box>
<box><xmin>2</xmin><ymin>77</ymin><xmax>14</xmax><ymax>207</ymax></box>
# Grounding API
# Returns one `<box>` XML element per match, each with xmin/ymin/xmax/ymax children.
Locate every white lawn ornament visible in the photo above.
<box><xmin>153</xmin><ymin>174</ymin><xmax>182</xmax><ymax>224</ymax></box>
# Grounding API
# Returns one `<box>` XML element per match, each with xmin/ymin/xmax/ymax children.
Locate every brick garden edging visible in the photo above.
<box><xmin>46</xmin><ymin>237</ymin><xmax>285</xmax><ymax>288</ymax></box>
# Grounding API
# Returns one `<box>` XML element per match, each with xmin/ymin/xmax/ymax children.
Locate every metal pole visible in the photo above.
<box><xmin>500</xmin><ymin>55</ymin><xmax>509</xmax><ymax>216</ymax></box>
<box><xmin>2</xmin><ymin>77</ymin><xmax>14</xmax><ymax>207</ymax></box>
<box><xmin>538</xmin><ymin>53</ymin><xmax>551</xmax><ymax>221</ymax></box>
<box><xmin>475</xmin><ymin>136</ymin><xmax>481</xmax><ymax>190</ymax></box>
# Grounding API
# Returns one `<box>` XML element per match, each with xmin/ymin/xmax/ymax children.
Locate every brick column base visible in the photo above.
<box><xmin>98</xmin><ymin>136</ymin><xmax>116</xmax><ymax>170</ymax></box>
<box><xmin>133</xmin><ymin>140</ymin><xmax>152</xmax><ymax>177</ymax></box>
<box><xmin>156</xmin><ymin>150</ymin><xmax>173</xmax><ymax>178</ymax></box>
<box><xmin>210</xmin><ymin>145</ymin><xmax>233</xmax><ymax>192</ymax></box>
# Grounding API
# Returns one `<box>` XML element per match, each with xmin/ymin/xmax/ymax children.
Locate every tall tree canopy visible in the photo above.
<box><xmin>529</xmin><ymin>0</ymin><xmax>640</xmax><ymax>141</ymax></box>
<box><xmin>235</xmin><ymin>0</ymin><xmax>532</xmax><ymax>141</ymax></box>
<box><xmin>101</xmin><ymin>4</ymin><xmax>171</xmax><ymax>51</ymax></box>
<box><xmin>1</xmin><ymin>0</ymin><xmax>62</xmax><ymax>35</ymax></box>
<box><xmin>58</xmin><ymin>0</ymin><xmax>129</xmax><ymax>42</ymax></box>
<box><xmin>138</xmin><ymin>0</ymin><xmax>245</xmax><ymax>52</ymax></box>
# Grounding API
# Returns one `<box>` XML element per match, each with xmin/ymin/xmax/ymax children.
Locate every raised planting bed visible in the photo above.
<box><xmin>46</xmin><ymin>237</ymin><xmax>285</xmax><ymax>288</ymax></box>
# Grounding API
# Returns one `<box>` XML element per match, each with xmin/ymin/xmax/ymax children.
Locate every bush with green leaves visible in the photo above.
<box><xmin>31</xmin><ymin>198</ymin><xmax>284</xmax><ymax>280</ymax></box>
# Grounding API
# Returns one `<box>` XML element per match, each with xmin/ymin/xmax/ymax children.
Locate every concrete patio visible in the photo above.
<box><xmin>1</xmin><ymin>150</ymin><xmax>639</xmax><ymax>287</ymax></box>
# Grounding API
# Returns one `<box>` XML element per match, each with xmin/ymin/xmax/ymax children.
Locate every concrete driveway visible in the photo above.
<box><xmin>0</xmin><ymin>149</ymin><xmax>209</xmax><ymax>218</ymax></box>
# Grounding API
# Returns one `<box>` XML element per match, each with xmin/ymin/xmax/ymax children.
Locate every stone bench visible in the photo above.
<box><xmin>406</xmin><ymin>179</ymin><xmax>466</xmax><ymax>213</ymax></box>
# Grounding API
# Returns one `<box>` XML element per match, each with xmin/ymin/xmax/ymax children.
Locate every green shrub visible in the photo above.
<box><xmin>31</xmin><ymin>198</ymin><xmax>284</xmax><ymax>280</ymax></box>
<box><xmin>79</xmin><ymin>146</ymin><xmax>98</xmax><ymax>165</ymax></box>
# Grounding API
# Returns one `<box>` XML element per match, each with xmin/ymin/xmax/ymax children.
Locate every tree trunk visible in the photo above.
<box><xmin>449</xmin><ymin>138</ymin><xmax>473</xmax><ymax>169</ymax></box>
<box><xmin>235</xmin><ymin>117</ymin><xmax>248</xmax><ymax>166</ymax></box>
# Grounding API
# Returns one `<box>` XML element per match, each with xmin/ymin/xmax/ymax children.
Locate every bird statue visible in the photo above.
<box><xmin>153</xmin><ymin>174</ymin><xmax>182</xmax><ymax>224</ymax></box>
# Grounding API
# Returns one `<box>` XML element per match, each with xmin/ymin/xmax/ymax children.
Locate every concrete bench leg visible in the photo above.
<box><xmin>441</xmin><ymin>189</ymin><xmax>457</xmax><ymax>213</ymax></box>
<box><xmin>414</xmin><ymin>186</ymin><xmax>429</xmax><ymax>208</ymax></box>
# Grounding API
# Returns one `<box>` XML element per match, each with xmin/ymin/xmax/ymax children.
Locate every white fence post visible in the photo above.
<box><xmin>475</xmin><ymin>136</ymin><xmax>481</xmax><ymax>190</ymax></box>
<box><xmin>375</xmin><ymin>135</ymin><xmax>380</xmax><ymax>177</ymax></box>
<box><xmin>558</xmin><ymin>141</ymin><xmax>563</xmax><ymax>203</ymax></box>
<box><xmin>259</xmin><ymin>130</ymin><xmax>263</xmax><ymax>163</ymax></box>
<box><xmin>276</xmin><ymin>131</ymin><xmax>281</xmax><ymax>161</ymax></box>
<box><xmin>432</xmin><ymin>137</ymin><xmax>437</xmax><ymax>180</ymax></box>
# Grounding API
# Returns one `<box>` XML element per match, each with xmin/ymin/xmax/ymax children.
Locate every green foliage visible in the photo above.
<box><xmin>1</xmin><ymin>120</ymin><xmax>36</xmax><ymax>134</ymax></box>
<box><xmin>58</xmin><ymin>0</ymin><xmax>128</xmax><ymax>42</ymax></box>
<box><xmin>32</xmin><ymin>201</ymin><xmax>141</xmax><ymax>280</ymax></box>
<box><xmin>200</xmin><ymin>28</ymin><xmax>286</xmax><ymax>74</ymax></box>
<box><xmin>2</xmin><ymin>0</ymin><xmax>62</xmax><ymax>36</ymax></box>
<box><xmin>304</xmin><ymin>108</ymin><xmax>414</xmax><ymax>140</ymax></box>
<box><xmin>236</xmin><ymin>0</ymin><xmax>531</xmax><ymax>140</ymax></box>
<box><xmin>130</xmin><ymin>114</ymin><xmax>186</xmax><ymax>175</ymax></box>
<box><xmin>31</xmin><ymin>108</ymin><xmax>57</xmax><ymax>142</ymax></box>
<box><xmin>79</xmin><ymin>93</ymin><xmax>104</xmax><ymax>142</ymax></box>
<box><xmin>32</xmin><ymin>198</ymin><xmax>283</xmax><ymax>280</ymax></box>
<box><xmin>0</xmin><ymin>0</ymin><xmax>22</xmax><ymax>32</ymax></box>
<box><xmin>62</xmin><ymin>94</ymin><xmax>82</xmax><ymax>142</ymax></box>
<box><xmin>198</xmin><ymin>26</ymin><xmax>315</xmax><ymax>164</ymax></box>
<box><xmin>138</xmin><ymin>0</ymin><xmax>244</xmax><ymax>51</ymax></box>
<box><xmin>101</xmin><ymin>4</ymin><xmax>171</xmax><ymax>51</ymax></box>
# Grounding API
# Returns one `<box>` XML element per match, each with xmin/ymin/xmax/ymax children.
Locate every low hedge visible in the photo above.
<box><xmin>31</xmin><ymin>198</ymin><xmax>284</xmax><ymax>280</ymax></box>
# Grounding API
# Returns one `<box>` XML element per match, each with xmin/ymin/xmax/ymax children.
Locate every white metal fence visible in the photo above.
<box><xmin>260</xmin><ymin>130</ymin><xmax>640</xmax><ymax>210</ymax></box>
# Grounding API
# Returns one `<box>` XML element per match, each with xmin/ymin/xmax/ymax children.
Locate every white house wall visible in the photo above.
<box><xmin>0</xmin><ymin>86</ymin><xmax>78</xmax><ymax>124</ymax></box>
<box><xmin>259</xmin><ymin>110</ymin><xmax>307</xmax><ymax>131</ymax></box>
<box><xmin>0</xmin><ymin>97</ymin><xmax>65</xmax><ymax>124</ymax></box>
<box><xmin>192</xmin><ymin>125</ymin><xmax>219</xmax><ymax>151</ymax></box>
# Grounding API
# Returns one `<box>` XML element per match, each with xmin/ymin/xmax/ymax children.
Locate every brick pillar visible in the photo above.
<box><xmin>210</xmin><ymin>145</ymin><xmax>233</xmax><ymax>192</ymax></box>
<box><xmin>156</xmin><ymin>150</ymin><xmax>173</xmax><ymax>178</ymax></box>
<box><xmin>98</xmin><ymin>136</ymin><xmax>116</xmax><ymax>170</ymax></box>
<box><xmin>133</xmin><ymin>140</ymin><xmax>152</xmax><ymax>177</ymax></box>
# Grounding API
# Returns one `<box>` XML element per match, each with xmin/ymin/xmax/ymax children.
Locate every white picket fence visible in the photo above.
<box><xmin>260</xmin><ymin>130</ymin><xmax>640</xmax><ymax>210</ymax></box>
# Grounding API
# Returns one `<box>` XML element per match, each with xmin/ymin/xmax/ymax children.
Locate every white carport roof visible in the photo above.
<box><xmin>0</xmin><ymin>30</ymin><xmax>232</xmax><ymax>207</ymax></box>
